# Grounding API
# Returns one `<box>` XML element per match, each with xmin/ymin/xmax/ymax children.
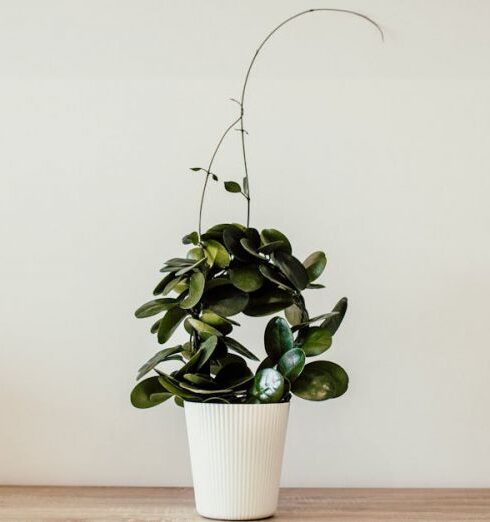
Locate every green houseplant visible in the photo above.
<box><xmin>130</xmin><ymin>8</ymin><xmax>382</xmax><ymax>520</ymax></box>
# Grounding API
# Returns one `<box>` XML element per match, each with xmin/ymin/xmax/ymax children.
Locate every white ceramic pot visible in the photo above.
<box><xmin>184</xmin><ymin>402</ymin><xmax>290</xmax><ymax>520</ymax></box>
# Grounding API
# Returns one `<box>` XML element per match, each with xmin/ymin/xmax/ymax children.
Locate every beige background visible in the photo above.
<box><xmin>1</xmin><ymin>0</ymin><xmax>489</xmax><ymax>486</ymax></box>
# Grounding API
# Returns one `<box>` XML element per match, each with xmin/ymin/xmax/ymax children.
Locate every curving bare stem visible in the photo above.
<box><xmin>197</xmin><ymin>8</ymin><xmax>384</xmax><ymax>234</ymax></box>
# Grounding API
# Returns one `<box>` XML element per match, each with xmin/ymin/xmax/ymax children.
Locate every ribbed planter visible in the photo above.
<box><xmin>184</xmin><ymin>402</ymin><xmax>290</xmax><ymax>520</ymax></box>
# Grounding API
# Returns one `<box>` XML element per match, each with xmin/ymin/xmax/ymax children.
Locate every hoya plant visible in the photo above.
<box><xmin>130</xmin><ymin>8</ymin><xmax>381</xmax><ymax>409</ymax></box>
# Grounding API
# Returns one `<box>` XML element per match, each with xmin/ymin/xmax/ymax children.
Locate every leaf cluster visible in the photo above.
<box><xmin>131</xmin><ymin>223</ymin><xmax>348</xmax><ymax>408</ymax></box>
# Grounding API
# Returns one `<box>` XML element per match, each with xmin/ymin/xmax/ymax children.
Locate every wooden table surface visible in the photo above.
<box><xmin>0</xmin><ymin>487</ymin><xmax>489</xmax><ymax>521</ymax></box>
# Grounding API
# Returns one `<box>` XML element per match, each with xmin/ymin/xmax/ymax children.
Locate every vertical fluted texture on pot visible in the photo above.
<box><xmin>184</xmin><ymin>402</ymin><xmax>290</xmax><ymax>520</ymax></box>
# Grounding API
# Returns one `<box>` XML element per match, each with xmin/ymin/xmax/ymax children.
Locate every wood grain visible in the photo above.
<box><xmin>0</xmin><ymin>487</ymin><xmax>489</xmax><ymax>521</ymax></box>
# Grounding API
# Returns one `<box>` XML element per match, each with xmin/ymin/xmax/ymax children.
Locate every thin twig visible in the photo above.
<box><xmin>198</xmin><ymin>116</ymin><xmax>241</xmax><ymax>237</ymax></box>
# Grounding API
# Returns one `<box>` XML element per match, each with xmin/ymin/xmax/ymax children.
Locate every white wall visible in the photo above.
<box><xmin>1</xmin><ymin>0</ymin><xmax>490</xmax><ymax>487</ymax></box>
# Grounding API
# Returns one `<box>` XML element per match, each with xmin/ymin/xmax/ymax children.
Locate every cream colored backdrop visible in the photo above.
<box><xmin>1</xmin><ymin>0</ymin><xmax>489</xmax><ymax>486</ymax></box>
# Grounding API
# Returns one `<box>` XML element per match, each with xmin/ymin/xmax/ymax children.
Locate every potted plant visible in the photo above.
<box><xmin>130</xmin><ymin>8</ymin><xmax>382</xmax><ymax>520</ymax></box>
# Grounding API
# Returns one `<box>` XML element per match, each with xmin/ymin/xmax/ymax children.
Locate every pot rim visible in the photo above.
<box><xmin>183</xmin><ymin>400</ymin><xmax>290</xmax><ymax>408</ymax></box>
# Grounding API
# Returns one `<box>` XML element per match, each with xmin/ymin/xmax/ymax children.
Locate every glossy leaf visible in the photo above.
<box><xmin>174</xmin><ymin>396</ymin><xmax>185</xmax><ymax>407</ymax></box>
<box><xmin>224</xmin><ymin>181</ymin><xmax>241</xmax><ymax>193</ymax></box>
<box><xmin>157</xmin><ymin>307</ymin><xmax>187</xmax><ymax>344</ymax></box>
<box><xmin>264</xmin><ymin>317</ymin><xmax>294</xmax><ymax>361</ymax></box>
<box><xmin>321</xmin><ymin>297</ymin><xmax>348</xmax><ymax>336</ymax></box>
<box><xmin>303</xmin><ymin>251</ymin><xmax>327</xmax><ymax>282</ymax></box>
<box><xmin>137</xmin><ymin>345</ymin><xmax>184</xmax><ymax>380</ymax></box>
<box><xmin>203</xmin><ymin>239</ymin><xmax>231</xmax><ymax>268</ymax></box>
<box><xmin>223</xmin><ymin>337</ymin><xmax>259</xmax><ymax>361</ymax></box>
<box><xmin>134</xmin><ymin>298</ymin><xmax>177</xmax><ymax>318</ymax></box>
<box><xmin>205</xmin><ymin>285</ymin><xmax>249</xmax><ymax>317</ymax></box>
<box><xmin>249</xmin><ymin>368</ymin><xmax>285</xmax><ymax>403</ymax></box>
<box><xmin>260</xmin><ymin>229</ymin><xmax>292</xmax><ymax>254</ymax></box>
<box><xmin>299</xmin><ymin>327</ymin><xmax>332</xmax><ymax>356</ymax></box>
<box><xmin>243</xmin><ymin>288</ymin><xmax>294</xmax><ymax>317</ymax></box>
<box><xmin>179</xmin><ymin>271</ymin><xmax>205</xmax><ymax>309</ymax></box>
<box><xmin>273</xmin><ymin>251</ymin><xmax>309</xmax><ymax>290</ymax></box>
<box><xmin>229</xmin><ymin>265</ymin><xmax>264</xmax><ymax>292</ymax></box>
<box><xmin>277</xmin><ymin>348</ymin><xmax>305</xmax><ymax>382</ymax></box>
<box><xmin>292</xmin><ymin>361</ymin><xmax>348</xmax><ymax>401</ymax></box>
<box><xmin>307</xmin><ymin>283</ymin><xmax>325</xmax><ymax>289</ymax></box>
<box><xmin>130</xmin><ymin>377</ymin><xmax>171</xmax><ymax>408</ymax></box>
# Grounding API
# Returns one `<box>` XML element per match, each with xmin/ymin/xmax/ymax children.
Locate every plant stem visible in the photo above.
<box><xmin>198</xmin><ymin>116</ymin><xmax>241</xmax><ymax>237</ymax></box>
<box><xmin>198</xmin><ymin>8</ymin><xmax>383</xmax><ymax>233</ymax></box>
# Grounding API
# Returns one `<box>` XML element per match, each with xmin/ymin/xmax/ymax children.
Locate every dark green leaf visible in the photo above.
<box><xmin>190</xmin><ymin>167</ymin><xmax>204</xmax><ymax>172</ymax></box>
<box><xmin>223</xmin><ymin>337</ymin><xmax>259</xmax><ymax>361</ymax></box>
<box><xmin>249</xmin><ymin>368</ymin><xmax>285</xmax><ymax>403</ymax></box>
<box><xmin>153</xmin><ymin>272</ymin><xmax>176</xmax><ymax>296</ymax></box>
<box><xmin>229</xmin><ymin>265</ymin><xmax>264</xmax><ymax>292</ymax></box>
<box><xmin>223</xmin><ymin>227</ymin><xmax>251</xmax><ymax>262</ymax></box>
<box><xmin>174</xmin><ymin>396</ymin><xmax>184</xmax><ymax>407</ymax></box>
<box><xmin>158</xmin><ymin>373</ymin><xmax>201</xmax><ymax>400</ymax></box>
<box><xmin>224</xmin><ymin>181</ymin><xmax>242</xmax><ymax>193</ymax></box>
<box><xmin>258</xmin><ymin>241</ymin><xmax>289</xmax><ymax>255</ymax></box>
<box><xmin>299</xmin><ymin>327</ymin><xmax>332</xmax><ymax>356</ymax></box>
<box><xmin>150</xmin><ymin>318</ymin><xmax>161</xmax><ymax>334</ymax></box>
<box><xmin>277</xmin><ymin>348</ymin><xmax>305</xmax><ymax>382</ymax></box>
<box><xmin>260</xmin><ymin>229</ymin><xmax>292</xmax><ymax>254</ymax></box>
<box><xmin>130</xmin><ymin>377</ymin><xmax>171</xmax><ymax>408</ymax></box>
<box><xmin>134</xmin><ymin>298</ymin><xmax>177</xmax><ymax>318</ymax></box>
<box><xmin>210</xmin><ymin>353</ymin><xmax>247</xmax><ymax>375</ymax></box>
<box><xmin>178</xmin><ymin>336</ymin><xmax>219</xmax><ymax>377</ymax></box>
<box><xmin>179</xmin><ymin>271</ymin><xmax>205</xmax><ymax>309</ymax></box>
<box><xmin>257</xmin><ymin>356</ymin><xmax>276</xmax><ymax>372</ymax></box>
<box><xmin>307</xmin><ymin>283</ymin><xmax>325</xmax><ymax>289</ymax></box>
<box><xmin>321</xmin><ymin>297</ymin><xmax>348</xmax><ymax>336</ymax></box>
<box><xmin>264</xmin><ymin>317</ymin><xmax>294</xmax><ymax>361</ymax></box>
<box><xmin>243</xmin><ymin>288</ymin><xmax>294</xmax><ymax>317</ymax></box>
<box><xmin>239</xmin><ymin>238</ymin><xmax>263</xmax><ymax>258</ymax></box>
<box><xmin>182</xmin><ymin>231</ymin><xmax>199</xmax><ymax>245</ymax></box>
<box><xmin>215</xmin><ymin>363</ymin><xmax>254</xmax><ymax>389</ymax></box>
<box><xmin>205</xmin><ymin>285</ymin><xmax>249</xmax><ymax>317</ymax></box>
<box><xmin>157</xmin><ymin>307</ymin><xmax>188</xmax><ymax>344</ymax></box>
<box><xmin>303</xmin><ymin>251</ymin><xmax>327</xmax><ymax>282</ymax></box>
<box><xmin>291</xmin><ymin>361</ymin><xmax>348</xmax><ymax>401</ymax></box>
<box><xmin>273</xmin><ymin>251</ymin><xmax>309</xmax><ymax>290</ymax></box>
<box><xmin>137</xmin><ymin>345</ymin><xmax>184</xmax><ymax>380</ymax></box>
<box><xmin>258</xmin><ymin>264</ymin><xmax>295</xmax><ymax>291</ymax></box>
